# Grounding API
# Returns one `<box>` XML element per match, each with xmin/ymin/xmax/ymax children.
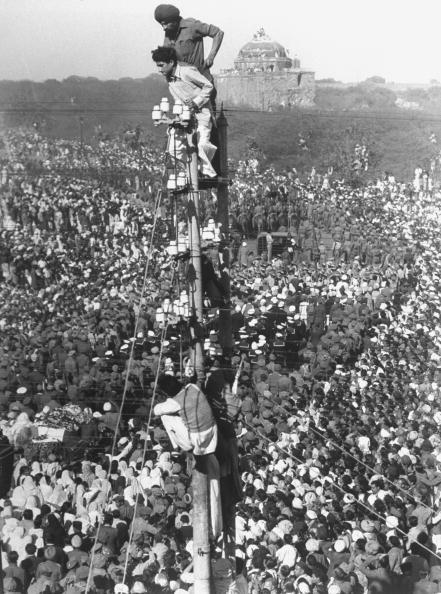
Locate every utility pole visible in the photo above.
<box><xmin>0</xmin><ymin>540</ymin><xmax>3</xmax><ymax>594</ymax></box>
<box><xmin>215</xmin><ymin>108</ymin><xmax>237</xmax><ymax>564</ymax></box>
<box><xmin>186</xmin><ymin>127</ymin><xmax>205</xmax><ymax>384</ymax></box>
<box><xmin>216</xmin><ymin>107</ymin><xmax>233</xmax><ymax>358</ymax></box>
<box><xmin>186</xmin><ymin>125</ymin><xmax>212</xmax><ymax>594</ymax></box>
<box><xmin>192</xmin><ymin>457</ymin><xmax>212</xmax><ymax>594</ymax></box>
<box><xmin>152</xmin><ymin>99</ymin><xmax>216</xmax><ymax>594</ymax></box>
<box><xmin>79</xmin><ymin>115</ymin><xmax>84</xmax><ymax>157</ymax></box>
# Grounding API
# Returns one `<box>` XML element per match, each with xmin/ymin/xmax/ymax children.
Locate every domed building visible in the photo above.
<box><xmin>234</xmin><ymin>29</ymin><xmax>293</xmax><ymax>73</ymax></box>
<box><xmin>216</xmin><ymin>29</ymin><xmax>315</xmax><ymax>110</ymax></box>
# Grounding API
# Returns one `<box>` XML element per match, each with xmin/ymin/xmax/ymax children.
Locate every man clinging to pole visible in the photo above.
<box><xmin>153</xmin><ymin>4</ymin><xmax>224</xmax><ymax>107</ymax></box>
<box><xmin>152</xmin><ymin>46</ymin><xmax>217</xmax><ymax>178</ymax></box>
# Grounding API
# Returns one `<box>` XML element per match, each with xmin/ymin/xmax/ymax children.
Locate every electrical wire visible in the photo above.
<box><xmin>243</xmin><ymin>420</ymin><xmax>441</xmax><ymax>564</ymax></box>
<box><xmin>121</xmin><ymin>306</ymin><xmax>174</xmax><ymax>584</ymax></box>
<box><xmin>4</xmin><ymin>103</ymin><xmax>441</xmax><ymax>124</ymax></box>
<box><xmin>307</xmin><ymin>422</ymin><xmax>439</xmax><ymax>513</ymax></box>
<box><xmin>82</xmin><ymin>110</ymin><xmax>208</xmax><ymax>591</ymax></box>
<box><xmin>84</xmin><ymin>187</ymin><xmax>164</xmax><ymax>593</ymax></box>
<box><xmin>255</xmin><ymin>388</ymin><xmax>439</xmax><ymax>514</ymax></box>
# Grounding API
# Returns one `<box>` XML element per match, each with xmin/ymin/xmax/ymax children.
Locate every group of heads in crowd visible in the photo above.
<box><xmin>0</xmin><ymin>127</ymin><xmax>441</xmax><ymax>593</ymax></box>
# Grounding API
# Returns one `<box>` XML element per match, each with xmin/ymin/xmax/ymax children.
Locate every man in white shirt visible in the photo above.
<box><xmin>275</xmin><ymin>533</ymin><xmax>298</xmax><ymax>568</ymax></box>
<box><xmin>151</xmin><ymin>46</ymin><xmax>217</xmax><ymax>177</ymax></box>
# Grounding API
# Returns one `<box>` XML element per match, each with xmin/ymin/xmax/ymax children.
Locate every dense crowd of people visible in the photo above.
<box><xmin>0</xmin><ymin>126</ymin><xmax>440</xmax><ymax>594</ymax></box>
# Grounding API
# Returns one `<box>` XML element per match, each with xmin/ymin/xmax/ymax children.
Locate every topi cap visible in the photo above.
<box><xmin>131</xmin><ymin>582</ymin><xmax>148</xmax><ymax>594</ymax></box>
<box><xmin>334</xmin><ymin>540</ymin><xmax>346</xmax><ymax>552</ymax></box>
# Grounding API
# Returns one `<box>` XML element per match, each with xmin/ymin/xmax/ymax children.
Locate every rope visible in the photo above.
<box><xmin>121</xmin><ymin>300</ymin><xmax>175</xmax><ymax>584</ymax></box>
<box><xmin>84</xmin><ymin>187</ymin><xmax>164</xmax><ymax>593</ymax></box>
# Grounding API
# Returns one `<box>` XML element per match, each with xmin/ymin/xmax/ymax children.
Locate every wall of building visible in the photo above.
<box><xmin>215</xmin><ymin>71</ymin><xmax>315</xmax><ymax>110</ymax></box>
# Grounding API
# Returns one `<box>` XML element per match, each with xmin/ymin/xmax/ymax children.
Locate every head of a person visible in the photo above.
<box><xmin>154</xmin><ymin>4</ymin><xmax>181</xmax><ymax>33</ymax></box>
<box><xmin>408</xmin><ymin>515</ymin><xmax>418</xmax><ymax>528</ymax></box>
<box><xmin>334</xmin><ymin>567</ymin><xmax>347</xmax><ymax>581</ymax></box>
<box><xmin>151</xmin><ymin>46</ymin><xmax>178</xmax><ymax>77</ymax></box>
<box><xmin>7</xmin><ymin>551</ymin><xmax>19</xmax><ymax>565</ymax></box>
<box><xmin>45</xmin><ymin>513</ymin><xmax>60</xmax><ymax>529</ymax></box>
<box><xmin>23</xmin><ymin>509</ymin><xmax>33</xmax><ymax>521</ymax></box>
<box><xmin>25</xmin><ymin>543</ymin><xmax>37</xmax><ymax>556</ymax></box>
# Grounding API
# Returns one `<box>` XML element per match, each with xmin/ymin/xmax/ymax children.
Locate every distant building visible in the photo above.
<box><xmin>216</xmin><ymin>29</ymin><xmax>315</xmax><ymax>110</ymax></box>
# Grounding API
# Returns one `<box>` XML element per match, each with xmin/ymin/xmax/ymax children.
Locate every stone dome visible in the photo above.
<box><xmin>234</xmin><ymin>29</ymin><xmax>293</xmax><ymax>73</ymax></box>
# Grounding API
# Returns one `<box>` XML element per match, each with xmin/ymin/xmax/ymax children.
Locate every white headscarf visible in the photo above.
<box><xmin>37</xmin><ymin>476</ymin><xmax>53</xmax><ymax>502</ymax></box>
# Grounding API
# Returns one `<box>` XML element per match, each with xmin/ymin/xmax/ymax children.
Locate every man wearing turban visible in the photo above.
<box><xmin>154</xmin><ymin>4</ymin><xmax>224</xmax><ymax>103</ymax></box>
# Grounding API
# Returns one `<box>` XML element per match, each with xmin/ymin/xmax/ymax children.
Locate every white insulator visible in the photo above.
<box><xmin>167</xmin><ymin>241</ymin><xmax>177</xmax><ymax>256</ymax></box>
<box><xmin>160</xmin><ymin>97</ymin><xmax>170</xmax><ymax>113</ymax></box>
<box><xmin>181</xmin><ymin>106</ymin><xmax>191</xmax><ymax>122</ymax></box>
<box><xmin>152</xmin><ymin>105</ymin><xmax>162</xmax><ymax>121</ymax></box>
<box><xmin>167</xmin><ymin>174</ymin><xmax>177</xmax><ymax>190</ymax></box>
<box><xmin>177</xmin><ymin>172</ymin><xmax>187</xmax><ymax>187</ymax></box>
<box><xmin>202</xmin><ymin>228</ymin><xmax>214</xmax><ymax>241</ymax></box>
<box><xmin>177</xmin><ymin>235</ymin><xmax>188</xmax><ymax>253</ymax></box>
<box><xmin>173</xmin><ymin>100</ymin><xmax>183</xmax><ymax>115</ymax></box>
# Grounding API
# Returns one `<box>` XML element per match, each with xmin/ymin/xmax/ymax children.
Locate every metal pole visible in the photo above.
<box><xmin>0</xmin><ymin>539</ymin><xmax>3</xmax><ymax>594</ymax></box>
<box><xmin>79</xmin><ymin>116</ymin><xmax>84</xmax><ymax>155</ymax></box>
<box><xmin>193</xmin><ymin>458</ymin><xmax>212</xmax><ymax>594</ymax></box>
<box><xmin>187</xmin><ymin>125</ymin><xmax>212</xmax><ymax>594</ymax></box>
<box><xmin>216</xmin><ymin>107</ymin><xmax>233</xmax><ymax>358</ymax></box>
<box><xmin>187</xmin><ymin>128</ymin><xmax>205</xmax><ymax>384</ymax></box>
<box><xmin>215</xmin><ymin>109</ymin><xmax>237</xmax><ymax>566</ymax></box>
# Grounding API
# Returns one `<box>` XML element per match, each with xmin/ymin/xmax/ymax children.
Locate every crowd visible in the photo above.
<box><xmin>0</xmin><ymin>126</ymin><xmax>441</xmax><ymax>594</ymax></box>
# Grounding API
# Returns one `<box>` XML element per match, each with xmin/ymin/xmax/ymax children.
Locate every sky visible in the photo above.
<box><xmin>2</xmin><ymin>0</ymin><xmax>441</xmax><ymax>83</ymax></box>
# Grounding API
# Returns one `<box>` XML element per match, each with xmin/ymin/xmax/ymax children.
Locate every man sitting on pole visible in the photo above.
<box><xmin>153</xmin><ymin>371</ymin><xmax>222</xmax><ymax>537</ymax></box>
<box><xmin>154</xmin><ymin>371</ymin><xmax>218</xmax><ymax>456</ymax></box>
<box><xmin>152</xmin><ymin>46</ymin><xmax>217</xmax><ymax>178</ymax></box>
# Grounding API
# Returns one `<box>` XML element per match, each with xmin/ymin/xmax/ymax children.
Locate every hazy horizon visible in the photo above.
<box><xmin>2</xmin><ymin>0</ymin><xmax>441</xmax><ymax>84</ymax></box>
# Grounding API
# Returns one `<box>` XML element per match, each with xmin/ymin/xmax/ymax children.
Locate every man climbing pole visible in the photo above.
<box><xmin>152</xmin><ymin>46</ymin><xmax>217</xmax><ymax>178</ymax></box>
<box><xmin>153</xmin><ymin>3</ymin><xmax>224</xmax><ymax>104</ymax></box>
<box><xmin>153</xmin><ymin>372</ymin><xmax>222</xmax><ymax>537</ymax></box>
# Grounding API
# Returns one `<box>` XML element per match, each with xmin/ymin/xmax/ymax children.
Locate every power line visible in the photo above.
<box><xmin>3</xmin><ymin>104</ymin><xmax>441</xmax><ymax>124</ymax></box>
<box><xmin>258</xmin><ymin>389</ymin><xmax>439</xmax><ymax>516</ymax></box>
<box><xmin>245</xmin><ymin>420</ymin><xmax>441</xmax><ymax>564</ymax></box>
<box><xmin>84</xmin><ymin>188</ymin><xmax>165</xmax><ymax>593</ymax></box>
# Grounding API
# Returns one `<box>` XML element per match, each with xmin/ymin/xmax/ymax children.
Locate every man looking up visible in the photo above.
<box><xmin>151</xmin><ymin>46</ymin><xmax>217</xmax><ymax>178</ymax></box>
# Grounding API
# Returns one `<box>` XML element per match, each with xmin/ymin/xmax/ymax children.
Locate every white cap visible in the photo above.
<box><xmin>334</xmin><ymin>539</ymin><xmax>346</xmax><ymax>552</ymax></box>
<box><xmin>292</xmin><ymin>497</ymin><xmax>303</xmax><ymax>510</ymax></box>
<box><xmin>385</xmin><ymin>515</ymin><xmax>398</xmax><ymax>528</ymax></box>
